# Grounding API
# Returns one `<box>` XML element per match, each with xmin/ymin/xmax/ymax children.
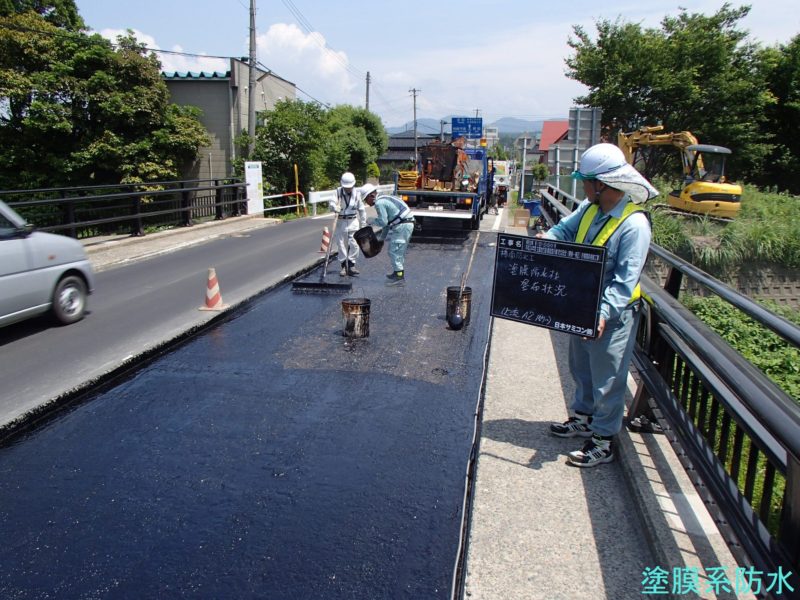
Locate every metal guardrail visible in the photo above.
<box><xmin>3</xmin><ymin>179</ymin><xmax>248</xmax><ymax>239</ymax></box>
<box><xmin>541</xmin><ymin>184</ymin><xmax>800</xmax><ymax>598</ymax></box>
<box><xmin>307</xmin><ymin>184</ymin><xmax>395</xmax><ymax>215</ymax></box>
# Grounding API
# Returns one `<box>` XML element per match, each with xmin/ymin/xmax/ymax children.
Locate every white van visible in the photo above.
<box><xmin>0</xmin><ymin>200</ymin><xmax>95</xmax><ymax>328</ymax></box>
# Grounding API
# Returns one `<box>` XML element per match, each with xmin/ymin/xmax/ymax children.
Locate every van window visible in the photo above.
<box><xmin>0</xmin><ymin>213</ymin><xmax>17</xmax><ymax>238</ymax></box>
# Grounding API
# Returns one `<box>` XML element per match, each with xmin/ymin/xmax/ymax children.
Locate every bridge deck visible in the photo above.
<box><xmin>0</xmin><ymin>211</ymin><xmax>747</xmax><ymax>599</ymax></box>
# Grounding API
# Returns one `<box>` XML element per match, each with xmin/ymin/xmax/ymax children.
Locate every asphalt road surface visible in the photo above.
<box><xmin>0</xmin><ymin>225</ymin><xmax>496</xmax><ymax>599</ymax></box>
<box><xmin>0</xmin><ymin>216</ymin><xmax>329</xmax><ymax>430</ymax></box>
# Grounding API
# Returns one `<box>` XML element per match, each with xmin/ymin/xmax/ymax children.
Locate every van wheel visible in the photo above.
<box><xmin>52</xmin><ymin>275</ymin><xmax>87</xmax><ymax>324</ymax></box>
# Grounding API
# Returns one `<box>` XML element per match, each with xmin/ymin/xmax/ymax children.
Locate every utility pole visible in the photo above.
<box><xmin>474</xmin><ymin>108</ymin><xmax>481</xmax><ymax>118</ymax></box>
<box><xmin>440</xmin><ymin>120</ymin><xmax>446</xmax><ymax>142</ymax></box>
<box><xmin>365</xmin><ymin>71</ymin><xmax>370</xmax><ymax>111</ymax></box>
<box><xmin>409</xmin><ymin>88</ymin><xmax>420</xmax><ymax>165</ymax></box>
<box><xmin>247</xmin><ymin>0</ymin><xmax>257</xmax><ymax>158</ymax></box>
<box><xmin>519</xmin><ymin>136</ymin><xmax>528</xmax><ymax>200</ymax></box>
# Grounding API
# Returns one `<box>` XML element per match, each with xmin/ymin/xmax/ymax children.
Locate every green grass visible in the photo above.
<box><xmin>681</xmin><ymin>295</ymin><xmax>800</xmax><ymax>402</ymax></box>
<box><xmin>647</xmin><ymin>181</ymin><xmax>800</xmax><ymax>272</ymax></box>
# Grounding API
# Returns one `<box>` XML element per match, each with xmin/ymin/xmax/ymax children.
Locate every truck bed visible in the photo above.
<box><xmin>398</xmin><ymin>189</ymin><xmax>479</xmax><ymax>220</ymax></box>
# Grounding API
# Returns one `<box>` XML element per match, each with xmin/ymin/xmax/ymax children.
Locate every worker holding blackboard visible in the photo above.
<box><xmin>539</xmin><ymin>143</ymin><xmax>658</xmax><ymax>468</ymax></box>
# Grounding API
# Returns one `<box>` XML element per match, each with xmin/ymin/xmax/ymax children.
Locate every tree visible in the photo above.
<box><xmin>530</xmin><ymin>163</ymin><xmax>551</xmax><ymax>188</ymax></box>
<box><xmin>323</xmin><ymin>105</ymin><xmax>387</xmax><ymax>184</ymax></box>
<box><xmin>759</xmin><ymin>35</ymin><xmax>800</xmax><ymax>193</ymax></box>
<box><xmin>565</xmin><ymin>3</ymin><xmax>775</xmax><ymax>181</ymax></box>
<box><xmin>250</xmin><ymin>98</ymin><xmax>327</xmax><ymax>196</ymax></box>
<box><xmin>0</xmin><ymin>9</ymin><xmax>209</xmax><ymax>188</ymax></box>
<box><xmin>0</xmin><ymin>0</ymin><xmax>84</xmax><ymax>30</ymax></box>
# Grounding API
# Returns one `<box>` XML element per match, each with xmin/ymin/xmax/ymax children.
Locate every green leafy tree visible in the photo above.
<box><xmin>530</xmin><ymin>163</ymin><xmax>550</xmax><ymax>187</ymax></box>
<box><xmin>366</xmin><ymin>161</ymin><xmax>380</xmax><ymax>180</ymax></box>
<box><xmin>759</xmin><ymin>35</ymin><xmax>800</xmax><ymax>193</ymax></box>
<box><xmin>565</xmin><ymin>3</ymin><xmax>774</xmax><ymax>180</ymax></box>
<box><xmin>0</xmin><ymin>9</ymin><xmax>209</xmax><ymax>188</ymax></box>
<box><xmin>249</xmin><ymin>98</ymin><xmax>327</xmax><ymax>195</ymax></box>
<box><xmin>0</xmin><ymin>0</ymin><xmax>84</xmax><ymax>30</ymax></box>
<box><xmin>323</xmin><ymin>105</ymin><xmax>387</xmax><ymax>184</ymax></box>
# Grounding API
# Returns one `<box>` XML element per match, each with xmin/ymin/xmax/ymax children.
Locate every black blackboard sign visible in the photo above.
<box><xmin>490</xmin><ymin>233</ymin><xmax>606</xmax><ymax>338</ymax></box>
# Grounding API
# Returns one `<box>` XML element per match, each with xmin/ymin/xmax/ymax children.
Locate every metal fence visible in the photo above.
<box><xmin>540</xmin><ymin>184</ymin><xmax>800</xmax><ymax>598</ymax></box>
<box><xmin>0</xmin><ymin>179</ymin><xmax>247</xmax><ymax>239</ymax></box>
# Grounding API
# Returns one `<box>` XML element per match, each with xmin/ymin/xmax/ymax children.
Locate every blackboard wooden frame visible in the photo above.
<box><xmin>490</xmin><ymin>233</ymin><xmax>606</xmax><ymax>338</ymax></box>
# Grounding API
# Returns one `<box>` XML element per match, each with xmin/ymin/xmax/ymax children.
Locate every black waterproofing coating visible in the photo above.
<box><xmin>0</xmin><ymin>232</ymin><xmax>494</xmax><ymax>600</ymax></box>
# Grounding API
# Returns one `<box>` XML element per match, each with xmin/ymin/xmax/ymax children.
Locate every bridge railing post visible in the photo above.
<box><xmin>781</xmin><ymin>454</ymin><xmax>800</xmax><ymax>571</ymax></box>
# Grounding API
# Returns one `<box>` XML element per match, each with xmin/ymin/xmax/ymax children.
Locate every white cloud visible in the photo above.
<box><xmin>257</xmin><ymin>23</ymin><xmax>360</xmax><ymax>104</ymax></box>
<box><xmin>95</xmin><ymin>28</ymin><xmax>228</xmax><ymax>74</ymax></box>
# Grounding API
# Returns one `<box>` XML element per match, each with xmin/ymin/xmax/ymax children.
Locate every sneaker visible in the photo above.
<box><xmin>385</xmin><ymin>271</ymin><xmax>405</xmax><ymax>287</ymax></box>
<box><xmin>339</xmin><ymin>263</ymin><xmax>347</xmax><ymax>277</ymax></box>
<box><xmin>550</xmin><ymin>414</ymin><xmax>592</xmax><ymax>438</ymax></box>
<box><xmin>567</xmin><ymin>435</ymin><xmax>614</xmax><ymax>468</ymax></box>
<box><xmin>348</xmin><ymin>263</ymin><xmax>360</xmax><ymax>275</ymax></box>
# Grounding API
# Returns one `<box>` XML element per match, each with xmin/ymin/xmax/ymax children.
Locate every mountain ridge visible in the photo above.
<box><xmin>385</xmin><ymin>116</ymin><xmax>555</xmax><ymax>136</ymax></box>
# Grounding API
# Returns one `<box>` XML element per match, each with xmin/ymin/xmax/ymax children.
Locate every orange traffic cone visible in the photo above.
<box><xmin>319</xmin><ymin>226</ymin><xmax>331</xmax><ymax>253</ymax></box>
<box><xmin>199</xmin><ymin>267</ymin><xmax>228</xmax><ymax>311</ymax></box>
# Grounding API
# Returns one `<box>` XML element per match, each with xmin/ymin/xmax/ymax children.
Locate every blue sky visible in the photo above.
<box><xmin>76</xmin><ymin>1</ymin><xmax>798</xmax><ymax>131</ymax></box>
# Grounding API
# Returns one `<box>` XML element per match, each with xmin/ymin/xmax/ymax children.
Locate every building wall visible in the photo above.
<box><xmin>165</xmin><ymin>79</ymin><xmax>233</xmax><ymax>180</ymax></box>
<box><xmin>164</xmin><ymin>59</ymin><xmax>298</xmax><ymax>181</ymax></box>
<box><xmin>229</xmin><ymin>60</ymin><xmax>297</xmax><ymax>143</ymax></box>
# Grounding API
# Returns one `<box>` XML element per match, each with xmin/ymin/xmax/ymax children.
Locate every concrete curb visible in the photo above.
<box><xmin>617</xmin><ymin>389</ymin><xmax>756</xmax><ymax>600</ymax></box>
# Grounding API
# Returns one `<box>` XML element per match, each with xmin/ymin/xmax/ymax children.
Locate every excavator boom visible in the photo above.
<box><xmin>617</xmin><ymin>125</ymin><xmax>741</xmax><ymax>220</ymax></box>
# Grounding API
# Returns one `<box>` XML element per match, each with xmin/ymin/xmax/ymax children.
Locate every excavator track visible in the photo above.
<box><xmin>649</xmin><ymin>203</ymin><xmax>734</xmax><ymax>223</ymax></box>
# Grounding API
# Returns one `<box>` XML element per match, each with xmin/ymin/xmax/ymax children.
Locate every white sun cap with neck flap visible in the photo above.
<box><xmin>572</xmin><ymin>143</ymin><xmax>659</xmax><ymax>204</ymax></box>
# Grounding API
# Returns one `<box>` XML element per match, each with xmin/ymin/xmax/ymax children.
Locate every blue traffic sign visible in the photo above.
<box><xmin>451</xmin><ymin>117</ymin><xmax>483</xmax><ymax>139</ymax></box>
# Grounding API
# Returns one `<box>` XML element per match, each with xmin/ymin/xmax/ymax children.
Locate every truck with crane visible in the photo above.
<box><xmin>394</xmin><ymin>138</ymin><xmax>491</xmax><ymax>230</ymax></box>
<box><xmin>617</xmin><ymin>125</ymin><xmax>742</xmax><ymax>220</ymax></box>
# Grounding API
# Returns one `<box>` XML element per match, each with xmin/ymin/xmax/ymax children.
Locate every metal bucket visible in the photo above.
<box><xmin>446</xmin><ymin>286</ymin><xmax>472</xmax><ymax>328</ymax></box>
<box><xmin>354</xmin><ymin>226</ymin><xmax>383</xmax><ymax>258</ymax></box>
<box><xmin>342</xmin><ymin>297</ymin><xmax>371</xmax><ymax>338</ymax></box>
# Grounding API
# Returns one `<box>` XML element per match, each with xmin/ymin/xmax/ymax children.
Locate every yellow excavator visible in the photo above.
<box><xmin>617</xmin><ymin>125</ymin><xmax>742</xmax><ymax>220</ymax></box>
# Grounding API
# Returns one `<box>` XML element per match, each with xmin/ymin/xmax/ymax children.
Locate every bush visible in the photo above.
<box><xmin>681</xmin><ymin>295</ymin><xmax>800</xmax><ymax>401</ymax></box>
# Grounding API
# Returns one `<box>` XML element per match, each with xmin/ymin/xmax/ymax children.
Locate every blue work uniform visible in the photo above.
<box><xmin>369</xmin><ymin>195</ymin><xmax>415</xmax><ymax>273</ymax></box>
<box><xmin>545</xmin><ymin>197</ymin><xmax>651</xmax><ymax>436</ymax></box>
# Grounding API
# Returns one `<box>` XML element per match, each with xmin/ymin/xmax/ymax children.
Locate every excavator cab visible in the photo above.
<box><xmin>685</xmin><ymin>144</ymin><xmax>730</xmax><ymax>184</ymax></box>
<box><xmin>672</xmin><ymin>144</ymin><xmax>742</xmax><ymax>220</ymax></box>
<box><xmin>618</xmin><ymin>126</ymin><xmax>742</xmax><ymax>220</ymax></box>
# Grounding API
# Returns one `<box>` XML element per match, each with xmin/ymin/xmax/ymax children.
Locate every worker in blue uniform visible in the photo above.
<box><xmin>361</xmin><ymin>183</ymin><xmax>415</xmax><ymax>286</ymax></box>
<box><xmin>540</xmin><ymin>143</ymin><xmax>658</xmax><ymax>467</ymax></box>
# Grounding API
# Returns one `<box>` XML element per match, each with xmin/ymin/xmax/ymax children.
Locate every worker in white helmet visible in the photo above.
<box><xmin>329</xmin><ymin>171</ymin><xmax>367</xmax><ymax>276</ymax></box>
<box><xmin>539</xmin><ymin>143</ymin><xmax>658</xmax><ymax>467</ymax></box>
<box><xmin>361</xmin><ymin>183</ymin><xmax>415</xmax><ymax>286</ymax></box>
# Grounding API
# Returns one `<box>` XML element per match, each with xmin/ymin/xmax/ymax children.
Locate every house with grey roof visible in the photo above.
<box><xmin>377</xmin><ymin>131</ymin><xmax>442</xmax><ymax>170</ymax></box>
<box><xmin>162</xmin><ymin>58</ymin><xmax>296</xmax><ymax>181</ymax></box>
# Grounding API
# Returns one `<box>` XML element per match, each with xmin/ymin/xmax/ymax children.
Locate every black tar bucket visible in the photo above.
<box><xmin>446</xmin><ymin>286</ymin><xmax>472</xmax><ymax>329</ymax></box>
<box><xmin>354</xmin><ymin>226</ymin><xmax>383</xmax><ymax>258</ymax></box>
<box><xmin>342</xmin><ymin>297</ymin><xmax>371</xmax><ymax>338</ymax></box>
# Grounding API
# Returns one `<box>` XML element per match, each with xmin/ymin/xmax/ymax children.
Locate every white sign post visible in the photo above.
<box><xmin>244</xmin><ymin>161</ymin><xmax>264</xmax><ymax>215</ymax></box>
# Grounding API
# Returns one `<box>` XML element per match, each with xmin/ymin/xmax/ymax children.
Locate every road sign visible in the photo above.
<box><xmin>451</xmin><ymin>117</ymin><xmax>483</xmax><ymax>139</ymax></box>
<box><xmin>490</xmin><ymin>233</ymin><xmax>606</xmax><ymax>338</ymax></box>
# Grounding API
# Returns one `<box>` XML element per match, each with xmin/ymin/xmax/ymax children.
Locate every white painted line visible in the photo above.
<box><xmin>491</xmin><ymin>208</ymin><xmax>504</xmax><ymax>231</ymax></box>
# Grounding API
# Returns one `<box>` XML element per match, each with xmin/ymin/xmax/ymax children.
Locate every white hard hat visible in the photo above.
<box><xmin>573</xmin><ymin>143</ymin><xmax>627</xmax><ymax>179</ymax></box>
<box><xmin>340</xmin><ymin>172</ymin><xmax>356</xmax><ymax>188</ymax></box>
<box><xmin>573</xmin><ymin>143</ymin><xmax>659</xmax><ymax>204</ymax></box>
<box><xmin>360</xmin><ymin>183</ymin><xmax>377</xmax><ymax>198</ymax></box>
